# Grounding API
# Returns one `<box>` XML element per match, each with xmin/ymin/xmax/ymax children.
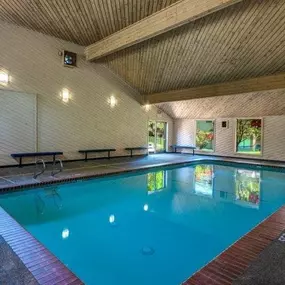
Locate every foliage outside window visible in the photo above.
<box><xmin>148</xmin><ymin>121</ymin><xmax>167</xmax><ymax>153</ymax></box>
<box><xmin>235</xmin><ymin>169</ymin><xmax>260</xmax><ymax>208</ymax></box>
<box><xmin>147</xmin><ymin>171</ymin><xmax>166</xmax><ymax>193</ymax></box>
<box><xmin>148</xmin><ymin>120</ymin><xmax>156</xmax><ymax>148</ymax></box>
<box><xmin>236</xmin><ymin>119</ymin><xmax>262</xmax><ymax>155</ymax></box>
<box><xmin>194</xmin><ymin>165</ymin><xmax>213</xmax><ymax>197</ymax></box>
<box><xmin>196</xmin><ymin>120</ymin><xmax>214</xmax><ymax>151</ymax></box>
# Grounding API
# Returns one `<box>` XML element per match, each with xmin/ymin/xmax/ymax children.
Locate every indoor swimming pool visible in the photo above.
<box><xmin>1</xmin><ymin>162</ymin><xmax>285</xmax><ymax>285</ymax></box>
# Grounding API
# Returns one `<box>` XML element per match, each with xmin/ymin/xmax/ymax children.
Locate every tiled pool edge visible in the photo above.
<box><xmin>0</xmin><ymin>207</ymin><xmax>84</xmax><ymax>285</ymax></box>
<box><xmin>1</xmin><ymin>157</ymin><xmax>285</xmax><ymax>193</ymax></box>
<box><xmin>183</xmin><ymin>205</ymin><xmax>285</xmax><ymax>285</ymax></box>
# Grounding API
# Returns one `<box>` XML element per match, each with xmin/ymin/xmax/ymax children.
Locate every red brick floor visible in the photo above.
<box><xmin>184</xmin><ymin>205</ymin><xmax>285</xmax><ymax>285</ymax></box>
<box><xmin>0</xmin><ymin>207</ymin><xmax>83</xmax><ymax>285</ymax></box>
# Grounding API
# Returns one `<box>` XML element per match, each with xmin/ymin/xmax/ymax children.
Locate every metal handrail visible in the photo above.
<box><xmin>51</xmin><ymin>159</ymin><xmax>63</xmax><ymax>177</ymax></box>
<box><xmin>33</xmin><ymin>159</ymin><xmax>46</xmax><ymax>179</ymax></box>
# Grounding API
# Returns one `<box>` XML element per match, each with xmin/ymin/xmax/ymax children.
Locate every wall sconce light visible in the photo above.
<box><xmin>61</xmin><ymin>88</ymin><xmax>70</xmax><ymax>103</ymax></box>
<box><xmin>108</xmin><ymin>95</ymin><xmax>117</xmax><ymax>108</ymax></box>
<box><xmin>143</xmin><ymin>104</ymin><xmax>151</xmax><ymax>112</ymax></box>
<box><xmin>0</xmin><ymin>71</ymin><xmax>9</xmax><ymax>85</ymax></box>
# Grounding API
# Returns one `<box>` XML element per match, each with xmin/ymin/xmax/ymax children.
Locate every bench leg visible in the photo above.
<box><xmin>108</xmin><ymin>151</ymin><xmax>110</xmax><ymax>159</ymax></box>
<box><xmin>19</xmin><ymin>157</ymin><xmax>22</xmax><ymax>168</ymax></box>
<box><xmin>85</xmin><ymin>153</ymin><xmax>88</xmax><ymax>162</ymax></box>
<box><xmin>193</xmin><ymin>149</ymin><xmax>195</xmax><ymax>156</ymax></box>
<box><xmin>130</xmin><ymin>150</ymin><xmax>133</xmax><ymax>157</ymax></box>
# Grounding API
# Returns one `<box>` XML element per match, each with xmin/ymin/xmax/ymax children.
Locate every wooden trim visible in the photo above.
<box><xmin>85</xmin><ymin>0</ymin><xmax>242</xmax><ymax>60</ymax></box>
<box><xmin>145</xmin><ymin>73</ymin><xmax>285</xmax><ymax>104</ymax></box>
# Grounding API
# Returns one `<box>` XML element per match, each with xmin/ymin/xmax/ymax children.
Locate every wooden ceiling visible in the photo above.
<box><xmin>157</xmin><ymin>90</ymin><xmax>285</xmax><ymax>119</ymax></box>
<box><xmin>0</xmin><ymin>0</ymin><xmax>179</xmax><ymax>45</ymax></box>
<box><xmin>102</xmin><ymin>0</ymin><xmax>285</xmax><ymax>94</ymax></box>
<box><xmin>1</xmin><ymin>0</ymin><xmax>285</xmax><ymax>103</ymax></box>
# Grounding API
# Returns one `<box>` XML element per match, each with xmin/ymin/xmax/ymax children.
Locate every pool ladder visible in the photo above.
<box><xmin>34</xmin><ymin>159</ymin><xmax>46</xmax><ymax>179</ymax></box>
<box><xmin>33</xmin><ymin>159</ymin><xmax>63</xmax><ymax>179</ymax></box>
<box><xmin>51</xmin><ymin>159</ymin><xmax>63</xmax><ymax>177</ymax></box>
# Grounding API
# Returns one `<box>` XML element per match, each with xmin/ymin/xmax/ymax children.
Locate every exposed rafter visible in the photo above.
<box><xmin>144</xmin><ymin>73</ymin><xmax>285</xmax><ymax>104</ymax></box>
<box><xmin>85</xmin><ymin>0</ymin><xmax>242</xmax><ymax>61</ymax></box>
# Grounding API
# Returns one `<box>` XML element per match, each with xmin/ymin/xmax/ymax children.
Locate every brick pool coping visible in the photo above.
<box><xmin>1</xmin><ymin>157</ymin><xmax>285</xmax><ymax>284</ymax></box>
<box><xmin>0</xmin><ymin>207</ymin><xmax>83</xmax><ymax>285</ymax></box>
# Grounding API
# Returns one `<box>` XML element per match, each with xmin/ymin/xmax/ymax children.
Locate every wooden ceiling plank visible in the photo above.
<box><xmin>81</xmin><ymin>1</ymin><xmax>100</xmax><ymax>43</ymax></box>
<box><xmin>167</xmin><ymin>15</ymin><xmax>212</xmax><ymax>90</ymax></box>
<box><xmin>40</xmin><ymin>0</ymin><xmax>74</xmax><ymax>43</ymax></box>
<box><xmin>85</xmin><ymin>0</ymin><xmax>243</xmax><ymax>60</ymax></box>
<box><xmin>212</xmin><ymin>0</ymin><xmax>280</xmax><ymax>82</ymax></box>
<box><xmin>193</xmin><ymin>0</ymin><xmax>254</xmax><ymax>86</ymax></box>
<box><xmin>159</xmin><ymin>29</ymin><xmax>187</xmax><ymax>91</ymax></box>
<box><xmin>189</xmin><ymin>2</ymin><xmax>243</xmax><ymax>85</ymax></box>
<box><xmin>89</xmin><ymin>0</ymin><xmax>105</xmax><ymax>40</ymax></box>
<box><xmin>169</xmin><ymin>14</ymin><xmax>216</xmax><ymax>90</ymax></box>
<box><xmin>170</xmin><ymin>20</ymin><xmax>203</xmax><ymax>90</ymax></box>
<box><xmin>212</xmin><ymin>0</ymin><xmax>274</xmax><ymax>81</ymax></box>
<box><xmin>3</xmin><ymin>0</ymin><xmax>49</xmax><ymax>35</ymax></box>
<box><xmin>54</xmin><ymin>0</ymin><xmax>82</xmax><ymax>44</ymax></box>
<box><xmin>68</xmin><ymin>0</ymin><xmax>91</xmax><ymax>45</ymax></box>
<box><xmin>188</xmin><ymin>1</ymin><xmax>245</xmax><ymax>86</ymax></box>
<box><xmin>145</xmin><ymin>73</ymin><xmax>285</xmax><ymax>104</ymax></box>
<box><xmin>100</xmin><ymin>0</ymin><xmax>114</xmax><ymax>36</ymax></box>
<box><xmin>233</xmin><ymin>1</ymin><xmax>285</xmax><ymax>79</ymax></box>
<box><xmin>31</xmin><ymin>1</ymin><xmax>66</xmax><ymax>40</ymax></box>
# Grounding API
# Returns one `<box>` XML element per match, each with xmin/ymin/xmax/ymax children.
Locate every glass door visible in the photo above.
<box><xmin>148</xmin><ymin>121</ymin><xmax>167</xmax><ymax>153</ymax></box>
<box><xmin>155</xmin><ymin>122</ymin><xmax>167</xmax><ymax>152</ymax></box>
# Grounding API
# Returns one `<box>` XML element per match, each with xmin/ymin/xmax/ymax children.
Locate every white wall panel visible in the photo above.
<box><xmin>0</xmin><ymin>21</ymin><xmax>173</xmax><ymax>166</ymax></box>
<box><xmin>0</xmin><ymin>90</ymin><xmax>36</xmax><ymax>165</ymax></box>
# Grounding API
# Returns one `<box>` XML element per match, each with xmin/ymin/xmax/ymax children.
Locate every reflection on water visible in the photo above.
<box><xmin>194</xmin><ymin>165</ymin><xmax>214</xmax><ymax>197</ymax></box>
<box><xmin>235</xmin><ymin>170</ymin><xmax>260</xmax><ymax>208</ymax></box>
<box><xmin>35</xmin><ymin>186</ymin><xmax>63</xmax><ymax>215</ymax></box>
<box><xmin>147</xmin><ymin>171</ymin><xmax>166</xmax><ymax>194</ymax></box>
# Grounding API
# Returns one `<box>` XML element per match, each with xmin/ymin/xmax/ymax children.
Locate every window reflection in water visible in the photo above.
<box><xmin>194</xmin><ymin>165</ymin><xmax>214</xmax><ymax>197</ymax></box>
<box><xmin>235</xmin><ymin>169</ymin><xmax>260</xmax><ymax>208</ymax></box>
<box><xmin>147</xmin><ymin>171</ymin><xmax>166</xmax><ymax>194</ymax></box>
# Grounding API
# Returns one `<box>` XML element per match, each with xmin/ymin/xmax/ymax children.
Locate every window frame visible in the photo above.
<box><xmin>195</xmin><ymin>119</ymin><xmax>216</xmax><ymax>152</ymax></box>
<box><xmin>147</xmin><ymin>120</ymin><xmax>168</xmax><ymax>153</ymax></box>
<box><xmin>234</xmin><ymin>118</ymin><xmax>263</xmax><ymax>156</ymax></box>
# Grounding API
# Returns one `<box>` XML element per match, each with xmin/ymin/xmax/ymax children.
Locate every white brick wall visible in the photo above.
<box><xmin>0</xmin><ymin>21</ymin><xmax>173</xmax><ymax>166</ymax></box>
<box><xmin>175</xmin><ymin>116</ymin><xmax>285</xmax><ymax>161</ymax></box>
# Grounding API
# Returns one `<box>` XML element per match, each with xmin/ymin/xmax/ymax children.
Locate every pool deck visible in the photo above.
<box><xmin>1</xmin><ymin>153</ymin><xmax>285</xmax><ymax>285</ymax></box>
<box><xmin>1</xmin><ymin>153</ymin><xmax>285</xmax><ymax>191</ymax></box>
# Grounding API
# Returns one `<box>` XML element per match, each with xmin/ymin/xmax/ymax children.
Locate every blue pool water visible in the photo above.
<box><xmin>1</xmin><ymin>162</ymin><xmax>285</xmax><ymax>285</ymax></box>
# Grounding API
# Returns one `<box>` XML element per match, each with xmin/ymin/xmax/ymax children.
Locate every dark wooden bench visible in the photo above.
<box><xmin>78</xmin><ymin>149</ymin><xmax>116</xmax><ymax>161</ymax></box>
<box><xmin>11</xmin><ymin>152</ymin><xmax>63</xmax><ymax>167</ymax></box>
<box><xmin>125</xmin><ymin>147</ymin><xmax>148</xmax><ymax>157</ymax></box>
<box><xmin>171</xmin><ymin>145</ymin><xmax>196</xmax><ymax>155</ymax></box>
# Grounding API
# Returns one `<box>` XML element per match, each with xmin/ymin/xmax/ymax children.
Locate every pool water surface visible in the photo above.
<box><xmin>1</xmin><ymin>162</ymin><xmax>285</xmax><ymax>285</ymax></box>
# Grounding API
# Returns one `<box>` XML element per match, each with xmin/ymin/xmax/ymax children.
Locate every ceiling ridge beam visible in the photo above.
<box><xmin>85</xmin><ymin>0</ymin><xmax>243</xmax><ymax>61</ymax></box>
<box><xmin>144</xmin><ymin>73</ymin><xmax>285</xmax><ymax>104</ymax></box>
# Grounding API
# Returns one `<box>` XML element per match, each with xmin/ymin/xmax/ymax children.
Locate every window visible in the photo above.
<box><xmin>148</xmin><ymin>121</ymin><xmax>167</xmax><ymax>153</ymax></box>
<box><xmin>147</xmin><ymin>171</ymin><xmax>166</xmax><ymax>193</ymax></box>
<box><xmin>236</xmin><ymin>119</ymin><xmax>262</xmax><ymax>155</ymax></box>
<box><xmin>195</xmin><ymin>120</ymin><xmax>214</xmax><ymax>151</ymax></box>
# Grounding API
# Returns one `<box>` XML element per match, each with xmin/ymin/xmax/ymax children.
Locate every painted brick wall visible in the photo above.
<box><xmin>0</xmin><ymin>21</ymin><xmax>173</xmax><ymax>166</ymax></box>
<box><xmin>174</xmin><ymin>116</ymin><xmax>285</xmax><ymax>161</ymax></box>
